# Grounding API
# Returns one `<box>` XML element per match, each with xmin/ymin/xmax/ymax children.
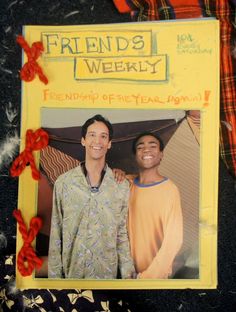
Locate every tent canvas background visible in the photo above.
<box><xmin>36</xmin><ymin>108</ymin><xmax>199</xmax><ymax>279</ymax></box>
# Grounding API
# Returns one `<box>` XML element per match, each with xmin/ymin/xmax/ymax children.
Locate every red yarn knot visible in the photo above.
<box><xmin>13</xmin><ymin>209</ymin><xmax>43</xmax><ymax>277</ymax></box>
<box><xmin>10</xmin><ymin>128</ymin><xmax>49</xmax><ymax>180</ymax></box>
<box><xmin>17</xmin><ymin>35</ymin><xmax>48</xmax><ymax>84</ymax></box>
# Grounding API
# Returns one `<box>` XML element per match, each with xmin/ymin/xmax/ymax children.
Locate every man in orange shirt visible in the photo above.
<box><xmin>128</xmin><ymin>132</ymin><xmax>183</xmax><ymax>279</ymax></box>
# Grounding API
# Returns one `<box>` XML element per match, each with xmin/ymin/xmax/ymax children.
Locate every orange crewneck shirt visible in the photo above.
<box><xmin>128</xmin><ymin>177</ymin><xmax>183</xmax><ymax>279</ymax></box>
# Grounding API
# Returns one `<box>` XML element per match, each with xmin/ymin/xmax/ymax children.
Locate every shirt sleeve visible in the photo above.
<box><xmin>140</xmin><ymin>185</ymin><xmax>183</xmax><ymax>279</ymax></box>
<box><xmin>48</xmin><ymin>179</ymin><xmax>64</xmax><ymax>278</ymax></box>
<box><xmin>117</xmin><ymin>181</ymin><xmax>136</xmax><ymax>279</ymax></box>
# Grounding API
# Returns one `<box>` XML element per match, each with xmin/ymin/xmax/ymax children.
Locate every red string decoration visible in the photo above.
<box><xmin>13</xmin><ymin>209</ymin><xmax>43</xmax><ymax>277</ymax></box>
<box><xmin>17</xmin><ymin>35</ymin><xmax>48</xmax><ymax>84</ymax></box>
<box><xmin>10</xmin><ymin>128</ymin><xmax>49</xmax><ymax>180</ymax></box>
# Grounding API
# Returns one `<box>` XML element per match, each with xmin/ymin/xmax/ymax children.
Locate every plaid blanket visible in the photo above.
<box><xmin>114</xmin><ymin>0</ymin><xmax>236</xmax><ymax>178</ymax></box>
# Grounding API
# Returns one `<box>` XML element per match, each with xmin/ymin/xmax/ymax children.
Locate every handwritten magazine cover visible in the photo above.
<box><xmin>16</xmin><ymin>19</ymin><xmax>219</xmax><ymax>289</ymax></box>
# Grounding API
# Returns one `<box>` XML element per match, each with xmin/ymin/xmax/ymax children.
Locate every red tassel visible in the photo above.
<box><xmin>13</xmin><ymin>209</ymin><xmax>43</xmax><ymax>277</ymax></box>
<box><xmin>10</xmin><ymin>128</ymin><xmax>49</xmax><ymax>180</ymax></box>
<box><xmin>17</xmin><ymin>35</ymin><xmax>48</xmax><ymax>84</ymax></box>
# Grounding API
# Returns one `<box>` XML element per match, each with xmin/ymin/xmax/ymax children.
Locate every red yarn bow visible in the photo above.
<box><xmin>10</xmin><ymin>128</ymin><xmax>49</xmax><ymax>180</ymax></box>
<box><xmin>13</xmin><ymin>209</ymin><xmax>43</xmax><ymax>277</ymax></box>
<box><xmin>17</xmin><ymin>35</ymin><xmax>48</xmax><ymax>84</ymax></box>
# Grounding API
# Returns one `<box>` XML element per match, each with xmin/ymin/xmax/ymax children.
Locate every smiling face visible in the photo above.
<box><xmin>135</xmin><ymin>135</ymin><xmax>163</xmax><ymax>170</ymax></box>
<box><xmin>81</xmin><ymin>121</ymin><xmax>111</xmax><ymax>162</ymax></box>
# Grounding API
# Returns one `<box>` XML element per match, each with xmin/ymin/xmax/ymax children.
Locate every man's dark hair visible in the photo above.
<box><xmin>81</xmin><ymin>114</ymin><xmax>113</xmax><ymax>140</ymax></box>
<box><xmin>132</xmin><ymin>132</ymin><xmax>164</xmax><ymax>154</ymax></box>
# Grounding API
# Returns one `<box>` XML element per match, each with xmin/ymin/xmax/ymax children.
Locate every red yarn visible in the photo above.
<box><xmin>17</xmin><ymin>35</ymin><xmax>48</xmax><ymax>84</ymax></box>
<box><xmin>13</xmin><ymin>209</ymin><xmax>43</xmax><ymax>277</ymax></box>
<box><xmin>10</xmin><ymin>128</ymin><xmax>49</xmax><ymax>180</ymax></box>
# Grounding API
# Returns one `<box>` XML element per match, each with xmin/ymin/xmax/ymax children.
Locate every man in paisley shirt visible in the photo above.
<box><xmin>48</xmin><ymin>114</ymin><xmax>135</xmax><ymax>279</ymax></box>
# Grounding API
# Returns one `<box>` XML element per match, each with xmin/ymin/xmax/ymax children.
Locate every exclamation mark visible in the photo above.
<box><xmin>204</xmin><ymin>90</ymin><xmax>211</xmax><ymax>107</ymax></box>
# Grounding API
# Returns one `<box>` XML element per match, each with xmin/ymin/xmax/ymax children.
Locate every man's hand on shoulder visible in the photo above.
<box><xmin>112</xmin><ymin>168</ymin><xmax>137</xmax><ymax>185</ymax></box>
<box><xmin>112</xmin><ymin>168</ymin><xmax>126</xmax><ymax>183</ymax></box>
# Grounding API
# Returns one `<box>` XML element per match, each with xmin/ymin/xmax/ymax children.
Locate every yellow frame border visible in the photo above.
<box><xmin>16</xmin><ymin>19</ymin><xmax>219</xmax><ymax>289</ymax></box>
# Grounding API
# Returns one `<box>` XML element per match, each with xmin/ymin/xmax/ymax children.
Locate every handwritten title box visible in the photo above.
<box><xmin>74</xmin><ymin>55</ymin><xmax>167</xmax><ymax>80</ymax></box>
<box><xmin>41</xmin><ymin>31</ymin><xmax>152</xmax><ymax>57</ymax></box>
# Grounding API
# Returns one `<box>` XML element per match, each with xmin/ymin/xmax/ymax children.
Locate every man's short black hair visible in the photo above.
<box><xmin>132</xmin><ymin>132</ymin><xmax>164</xmax><ymax>154</ymax></box>
<box><xmin>81</xmin><ymin>114</ymin><xmax>113</xmax><ymax>140</ymax></box>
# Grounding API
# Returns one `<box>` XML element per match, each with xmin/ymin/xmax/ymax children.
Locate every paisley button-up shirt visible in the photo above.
<box><xmin>48</xmin><ymin>165</ymin><xmax>135</xmax><ymax>279</ymax></box>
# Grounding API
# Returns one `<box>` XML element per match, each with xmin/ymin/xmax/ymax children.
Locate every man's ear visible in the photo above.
<box><xmin>159</xmin><ymin>151</ymin><xmax>163</xmax><ymax>161</ymax></box>
<box><xmin>81</xmin><ymin>137</ymin><xmax>85</xmax><ymax>147</ymax></box>
<box><xmin>108</xmin><ymin>140</ymin><xmax>112</xmax><ymax>149</ymax></box>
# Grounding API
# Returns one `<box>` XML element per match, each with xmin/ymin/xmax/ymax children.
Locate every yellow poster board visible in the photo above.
<box><xmin>16</xmin><ymin>19</ymin><xmax>219</xmax><ymax>289</ymax></box>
